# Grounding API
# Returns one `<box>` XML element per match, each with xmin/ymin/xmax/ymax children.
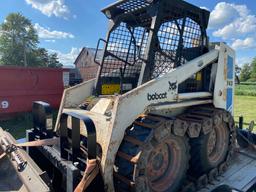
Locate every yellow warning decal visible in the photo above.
<box><xmin>196</xmin><ymin>72</ymin><xmax>202</xmax><ymax>81</ymax></box>
<box><xmin>102</xmin><ymin>84</ymin><xmax>120</xmax><ymax>95</ymax></box>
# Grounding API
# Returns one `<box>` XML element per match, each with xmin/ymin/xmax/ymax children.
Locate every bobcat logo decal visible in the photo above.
<box><xmin>168</xmin><ymin>81</ymin><xmax>177</xmax><ymax>91</ymax></box>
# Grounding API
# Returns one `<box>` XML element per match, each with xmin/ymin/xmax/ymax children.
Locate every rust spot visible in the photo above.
<box><xmin>224</xmin><ymin>55</ymin><xmax>228</xmax><ymax>80</ymax></box>
<box><xmin>223</xmin><ymin>89</ymin><xmax>227</xmax><ymax>101</ymax></box>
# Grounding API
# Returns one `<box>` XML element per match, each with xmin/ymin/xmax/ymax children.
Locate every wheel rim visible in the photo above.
<box><xmin>207</xmin><ymin>124</ymin><xmax>229</xmax><ymax>164</ymax></box>
<box><xmin>147</xmin><ymin>139</ymin><xmax>181</xmax><ymax>192</ymax></box>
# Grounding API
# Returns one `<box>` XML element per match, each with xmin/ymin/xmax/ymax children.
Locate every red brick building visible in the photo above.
<box><xmin>74</xmin><ymin>48</ymin><xmax>128</xmax><ymax>81</ymax></box>
<box><xmin>74</xmin><ymin>48</ymin><xmax>101</xmax><ymax>81</ymax></box>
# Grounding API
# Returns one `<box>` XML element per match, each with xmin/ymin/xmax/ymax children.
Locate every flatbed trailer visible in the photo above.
<box><xmin>0</xmin><ymin>126</ymin><xmax>255</xmax><ymax>192</ymax></box>
<box><xmin>0</xmin><ymin>128</ymin><xmax>50</xmax><ymax>192</ymax></box>
<box><xmin>199</xmin><ymin>148</ymin><xmax>256</xmax><ymax>192</ymax></box>
<box><xmin>1</xmin><ymin>0</ymin><xmax>256</xmax><ymax>191</ymax></box>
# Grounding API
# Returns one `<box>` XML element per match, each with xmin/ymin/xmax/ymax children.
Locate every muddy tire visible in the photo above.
<box><xmin>136</xmin><ymin>134</ymin><xmax>189</xmax><ymax>192</ymax></box>
<box><xmin>114</xmin><ymin>115</ymin><xmax>189</xmax><ymax>192</ymax></box>
<box><xmin>189</xmin><ymin>116</ymin><xmax>230</xmax><ymax>177</ymax></box>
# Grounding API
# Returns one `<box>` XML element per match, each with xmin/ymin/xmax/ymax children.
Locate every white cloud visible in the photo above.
<box><xmin>237</xmin><ymin>56</ymin><xmax>254</xmax><ymax>67</ymax></box>
<box><xmin>209</xmin><ymin>2</ymin><xmax>256</xmax><ymax>51</ymax></box>
<box><xmin>209</xmin><ymin>2</ymin><xmax>240</xmax><ymax>29</ymax></box>
<box><xmin>212</xmin><ymin>15</ymin><xmax>256</xmax><ymax>39</ymax></box>
<box><xmin>45</xmin><ymin>39</ymin><xmax>56</xmax><ymax>43</ymax></box>
<box><xmin>210</xmin><ymin>2</ymin><xmax>256</xmax><ymax>39</ymax></box>
<box><xmin>48</xmin><ymin>47</ymin><xmax>81</xmax><ymax>66</ymax></box>
<box><xmin>34</xmin><ymin>23</ymin><xmax>74</xmax><ymax>39</ymax></box>
<box><xmin>25</xmin><ymin>0</ymin><xmax>70</xmax><ymax>19</ymax></box>
<box><xmin>231</xmin><ymin>37</ymin><xmax>256</xmax><ymax>50</ymax></box>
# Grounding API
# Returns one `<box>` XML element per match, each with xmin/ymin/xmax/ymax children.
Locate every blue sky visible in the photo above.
<box><xmin>0</xmin><ymin>0</ymin><xmax>256</xmax><ymax>66</ymax></box>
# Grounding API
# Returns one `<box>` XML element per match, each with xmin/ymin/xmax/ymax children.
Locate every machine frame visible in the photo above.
<box><xmin>54</xmin><ymin>43</ymin><xmax>235</xmax><ymax>191</ymax></box>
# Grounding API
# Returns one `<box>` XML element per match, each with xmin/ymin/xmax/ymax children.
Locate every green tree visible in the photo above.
<box><xmin>249</xmin><ymin>57</ymin><xmax>256</xmax><ymax>81</ymax></box>
<box><xmin>26</xmin><ymin>48</ymin><xmax>62</xmax><ymax>68</ymax></box>
<box><xmin>240</xmin><ymin>63</ymin><xmax>251</xmax><ymax>82</ymax></box>
<box><xmin>0</xmin><ymin>13</ymin><xmax>38</xmax><ymax>67</ymax></box>
<box><xmin>47</xmin><ymin>53</ymin><xmax>63</xmax><ymax>68</ymax></box>
<box><xmin>36</xmin><ymin>48</ymin><xmax>49</xmax><ymax>66</ymax></box>
<box><xmin>29</xmin><ymin>48</ymin><xmax>49</xmax><ymax>67</ymax></box>
<box><xmin>0</xmin><ymin>13</ymin><xmax>62</xmax><ymax>68</ymax></box>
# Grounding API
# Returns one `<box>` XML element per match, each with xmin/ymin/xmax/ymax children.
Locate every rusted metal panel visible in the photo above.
<box><xmin>0</xmin><ymin>66</ymin><xmax>68</xmax><ymax>118</ymax></box>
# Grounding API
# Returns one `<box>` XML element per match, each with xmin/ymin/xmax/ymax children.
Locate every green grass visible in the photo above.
<box><xmin>240</xmin><ymin>82</ymin><xmax>256</xmax><ymax>85</ymax></box>
<box><xmin>0</xmin><ymin>95</ymin><xmax>255</xmax><ymax>139</ymax></box>
<box><xmin>234</xmin><ymin>95</ymin><xmax>256</xmax><ymax>125</ymax></box>
<box><xmin>234</xmin><ymin>84</ymin><xmax>256</xmax><ymax>127</ymax></box>
<box><xmin>0</xmin><ymin>113</ymin><xmax>33</xmax><ymax>139</ymax></box>
<box><xmin>235</xmin><ymin>84</ymin><xmax>256</xmax><ymax>96</ymax></box>
<box><xmin>0</xmin><ymin>110</ymin><xmax>58</xmax><ymax>139</ymax></box>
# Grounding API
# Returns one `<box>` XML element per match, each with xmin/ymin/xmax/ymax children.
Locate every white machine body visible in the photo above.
<box><xmin>55</xmin><ymin>42</ymin><xmax>235</xmax><ymax>191</ymax></box>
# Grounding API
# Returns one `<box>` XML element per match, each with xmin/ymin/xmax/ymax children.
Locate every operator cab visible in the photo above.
<box><xmin>94</xmin><ymin>0</ymin><xmax>210</xmax><ymax>95</ymax></box>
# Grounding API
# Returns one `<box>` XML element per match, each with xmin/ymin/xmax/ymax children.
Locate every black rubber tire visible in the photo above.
<box><xmin>189</xmin><ymin>119</ymin><xmax>230</xmax><ymax>177</ymax></box>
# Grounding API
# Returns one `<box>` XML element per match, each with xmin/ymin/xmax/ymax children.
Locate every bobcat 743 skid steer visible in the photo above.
<box><xmin>0</xmin><ymin>0</ymin><xmax>256</xmax><ymax>192</ymax></box>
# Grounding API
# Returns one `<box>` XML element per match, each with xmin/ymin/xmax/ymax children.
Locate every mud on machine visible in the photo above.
<box><xmin>1</xmin><ymin>0</ymin><xmax>256</xmax><ymax>192</ymax></box>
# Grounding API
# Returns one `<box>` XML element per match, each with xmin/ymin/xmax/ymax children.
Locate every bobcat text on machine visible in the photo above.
<box><xmin>0</xmin><ymin>0</ymin><xmax>256</xmax><ymax>191</ymax></box>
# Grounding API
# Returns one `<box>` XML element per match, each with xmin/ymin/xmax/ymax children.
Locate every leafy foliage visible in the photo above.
<box><xmin>47</xmin><ymin>53</ymin><xmax>62</xmax><ymax>68</ymax></box>
<box><xmin>240</xmin><ymin>63</ymin><xmax>252</xmax><ymax>82</ymax></box>
<box><xmin>250</xmin><ymin>58</ymin><xmax>256</xmax><ymax>81</ymax></box>
<box><xmin>0</xmin><ymin>13</ymin><xmax>37</xmax><ymax>66</ymax></box>
<box><xmin>0</xmin><ymin>13</ymin><xmax>62</xmax><ymax>68</ymax></box>
<box><xmin>235</xmin><ymin>83</ymin><xmax>256</xmax><ymax>96</ymax></box>
<box><xmin>28</xmin><ymin>48</ymin><xmax>62</xmax><ymax>68</ymax></box>
<box><xmin>239</xmin><ymin>57</ymin><xmax>256</xmax><ymax>82</ymax></box>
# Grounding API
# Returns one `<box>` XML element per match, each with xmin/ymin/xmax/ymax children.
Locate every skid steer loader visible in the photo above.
<box><xmin>0</xmin><ymin>0</ymin><xmax>256</xmax><ymax>192</ymax></box>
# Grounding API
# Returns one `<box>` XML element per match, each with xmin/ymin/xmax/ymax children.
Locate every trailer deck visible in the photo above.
<box><xmin>199</xmin><ymin>148</ymin><xmax>256</xmax><ymax>192</ymax></box>
<box><xmin>0</xmin><ymin>128</ymin><xmax>50</xmax><ymax>192</ymax></box>
<box><xmin>0</xmin><ymin>126</ymin><xmax>256</xmax><ymax>192</ymax></box>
